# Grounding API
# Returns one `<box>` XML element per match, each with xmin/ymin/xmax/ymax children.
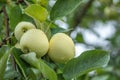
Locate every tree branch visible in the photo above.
<box><xmin>0</xmin><ymin>6</ymin><xmax>17</xmax><ymax>71</ymax></box>
<box><xmin>0</xmin><ymin>37</ymin><xmax>10</xmax><ymax>48</ymax></box>
<box><xmin>73</xmin><ymin>0</ymin><xmax>94</xmax><ymax>28</ymax></box>
<box><xmin>0</xmin><ymin>5</ymin><xmax>10</xmax><ymax>48</ymax></box>
<box><xmin>3</xmin><ymin>6</ymin><xmax>10</xmax><ymax>37</ymax></box>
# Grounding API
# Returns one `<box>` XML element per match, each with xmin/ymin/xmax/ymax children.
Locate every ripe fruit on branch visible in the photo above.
<box><xmin>48</xmin><ymin>33</ymin><xmax>75</xmax><ymax>63</ymax></box>
<box><xmin>20</xmin><ymin>29</ymin><xmax>49</xmax><ymax>57</ymax></box>
<box><xmin>14</xmin><ymin>21</ymin><xmax>36</xmax><ymax>41</ymax></box>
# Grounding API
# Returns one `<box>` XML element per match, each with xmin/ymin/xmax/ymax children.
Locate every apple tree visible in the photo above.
<box><xmin>1</xmin><ymin>0</ymin><xmax>120</xmax><ymax>80</ymax></box>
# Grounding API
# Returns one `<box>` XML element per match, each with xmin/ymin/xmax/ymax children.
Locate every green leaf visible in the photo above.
<box><xmin>0</xmin><ymin>46</ymin><xmax>10</xmax><ymax>80</ymax></box>
<box><xmin>51</xmin><ymin>27</ymin><xmax>66</xmax><ymax>35</ymax></box>
<box><xmin>51</xmin><ymin>27</ymin><xmax>72</xmax><ymax>35</ymax></box>
<box><xmin>63</xmin><ymin>50</ymin><xmax>110</xmax><ymax>80</ymax></box>
<box><xmin>25</xmin><ymin>4</ymin><xmax>48</xmax><ymax>22</ymax></box>
<box><xmin>20</xmin><ymin>52</ymin><xmax>40</xmax><ymax>69</ymax></box>
<box><xmin>4</xmin><ymin>70</ymin><xmax>20</xmax><ymax>80</ymax></box>
<box><xmin>31</xmin><ymin>68</ymin><xmax>41</xmax><ymax>80</ymax></box>
<box><xmin>7</xmin><ymin>5</ymin><xmax>33</xmax><ymax>30</ymax></box>
<box><xmin>12</xmin><ymin>48</ymin><xmax>28</xmax><ymax>79</ymax></box>
<box><xmin>50</xmin><ymin>0</ymin><xmax>83</xmax><ymax>20</ymax></box>
<box><xmin>27</xmin><ymin>68</ymin><xmax>37</xmax><ymax>80</ymax></box>
<box><xmin>39</xmin><ymin>59</ymin><xmax>57</xmax><ymax>80</ymax></box>
<box><xmin>75</xmin><ymin>33</ymin><xmax>84</xmax><ymax>43</ymax></box>
<box><xmin>21</xmin><ymin>52</ymin><xmax>57</xmax><ymax>80</ymax></box>
<box><xmin>0</xmin><ymin>45</ymin><xmax>9</xmax><ymax>59</ymax></box>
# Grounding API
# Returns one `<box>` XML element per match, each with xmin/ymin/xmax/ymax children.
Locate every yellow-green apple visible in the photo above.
<box><xmin>48</xmin><ymin>33</ymin><xmax>75</xmax><ymax>63</ymax></box>
<box><xmin>14</xmin><ymin>21</ymin><xmax>36</xmax><ymax>41</ymax></box>
<box><xmin>20</xmin><ymin>29</ymin><xmax>49</xmax><ymax>57</ymax></box>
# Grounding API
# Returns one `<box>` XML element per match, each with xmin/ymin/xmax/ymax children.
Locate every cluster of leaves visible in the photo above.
<box><xmin>1</xmin><ymin>0</ymin><xmax>120</xmax><ymax>80</ymax></box>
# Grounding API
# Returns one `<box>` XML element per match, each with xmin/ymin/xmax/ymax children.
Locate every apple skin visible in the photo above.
<box><xmin>20</xmin><ymin>29</ymin><xmax>49</xmax><ymax>57</ymax></box>
<box><xmin>48</xmin><ymin>33</ymin><xmax>75</xmax><ymax>63</ymax></box>
<box><xmin>14</xmin><ymin>21</ymin><xmax>36</xmax><ymax>41</ymax></box>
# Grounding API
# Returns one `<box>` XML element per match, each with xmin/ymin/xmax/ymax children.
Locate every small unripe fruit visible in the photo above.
<box><xmin>14</xmin><ymin>21</ymin><xmax>36</xmax><ymax>41</ymax></box>
<box><xmin>20</xmin><ymin>29</ymin><xmax>49</xmax><ymax>57</ymax></box>
<box><xmin>48</xmin><ymin>33</ymin><xmax>75</xmax><ymax>63</ymax></box>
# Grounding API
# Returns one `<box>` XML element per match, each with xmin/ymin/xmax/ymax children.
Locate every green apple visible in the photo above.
<box><xmin>48</xmin><ymin>33</ymin><xmax>75</xmax><ymax>63</ymax></box>
<box><xmin>14</xmin><ymin>21</ymin><xmax>36</xmax><ymax>41</ymax></box>
<box><xmin>20</xmin><ymin>29</ymin><xmax>49</xmax><ymax>57</ymax></box>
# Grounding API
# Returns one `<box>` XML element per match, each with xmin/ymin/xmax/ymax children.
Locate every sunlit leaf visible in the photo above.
<box><xmin>25</xmin><ymin>4</ymin><xmax>48</xmax><ymax>22</ymax></box>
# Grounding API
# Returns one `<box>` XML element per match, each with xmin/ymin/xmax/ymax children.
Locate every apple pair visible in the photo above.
<box><xmin>14</xmin><ymin>21</ymin><xmax>75</xmax><ymax>63</ymax></box>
